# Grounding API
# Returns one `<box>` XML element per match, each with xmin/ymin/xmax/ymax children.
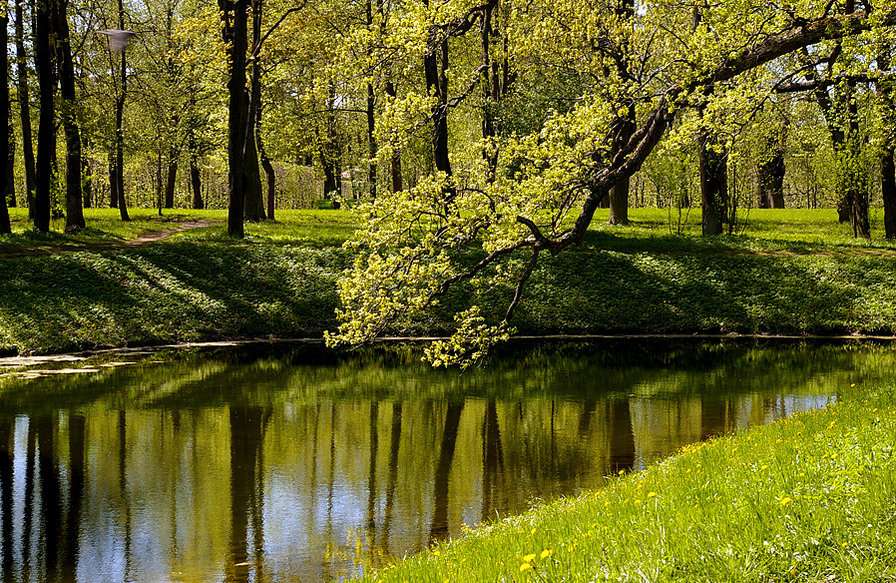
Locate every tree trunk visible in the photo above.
<box><xmin>699</xmin><ymin>133</ymin><xmax>728</xmax><ymax>236</ymax></box>
<box><xmin>33</xmin><ymin>0</ymin><xmax>55</xmax><ymax>233</ymax></box>
<box><xmin>242</xmin><ymin>129</ymin><xmax>265</xmax><ymax>220</ymax></box>
<box><xmin>109</xmin><ymin>150</ymin><xmax>119</xmax><ymax>208</ymax></box>
<box><xmin>757</xmin><ymin>143</ymin><xmax>786</xmax><ymax>209</ymax></box>
<box><xmin>258</xmin><ymin>133</ymin><xmax>276</xmax><ymax>220</ymax></box>
<box><xmin>366</xmin><ymin>81</ymin><xmax>377</xmax><ymax>200</ymax></box>
<box><xmin>15</xmin><ymin>0</ymin><xmax>36</xmax><ymax>219</ymax></box>
<box><xmin>423</xmin><ymin>4</ymin><xmax>453</xmax><ymax>196</ymax></box>
<box><xmin>82</xmin><ymin>149</ymin><xmax>92</xmax><ymax>208</ymax></box>
<box><xmin>0</xmin><ymin>11</ymin><xmax>11</xmax><ymax>234</ymax></box>
<box><xmin>882</xmin><ymin>148</ymin><xmax>896</xmax><ymax>240</ymax></box>
<box><xmin>113</xmin><ymin>0</ymin><xmax>130</xmax><ymax>221</ymax></box>
<box><xmin>6</xmin><ymin>112</ymin><xmax>15</xmax><ymax>208</ymax></box>
<box><xmin>221</xmin><ymin>0</ymin><xmax>250</xmax><ymax>237</ymax></box>
<box><xmin>322</xmin><ymin>151</ymin><xmax>339</xmax><ymax>199</ymax></box>
<box><xmin>431</xmin><ymin>40</ymin><xmax>452</xmax><ymax>181</ymax></box>
<box><xmin>321</xmin><ymin>84</ymin><xmax>342</xmax><ymax>202</ymax></box>
<box><xmin>242</xmin><ymin>0</ymin><xmax>266</xmax><ymax>222</ymax></box>
<box><xmin>385</xmin><ymin>81</ymin><xmax>402</xmax><ymax>192</ymax></box>
<box><xmin>155</xmin><ymin>147</ymin><xmax>163</xmax><ymax>213</ymax></box>
<box><xmin>164</xmin><ymin>147</ymin><xmax>177</xmax><ymax>208</ymax></box>
<box><xmin>55</xmin><ymin>0</ymin><xmax>85</xmax><ymax>231</ymax></box>
<box><xmin>190</xmin><ymin>154</ymin><xmax>203</xmax><ymax>210</ymax></box>
<box><xmin>608</xmin><ymin>178</ymin><xmax>630</xmax><ymax>225</ymax></box>
<box><xmin>365</xmin><ymin>0</ymin><xmax>378</xmax><ymax>200</ymax></box>
<box><xmin>188</xmin><ymin>130</ymin><xmax>204</xmax><ymax>210</ymax></box>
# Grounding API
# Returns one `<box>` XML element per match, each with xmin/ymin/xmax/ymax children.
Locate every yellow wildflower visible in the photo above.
<box><xmin>523</xmin><ymin>553</ymin><xmax>537</xmax><ymax>563</ymax></box>
<box><xmin>781</xmin><ymin>497</ymin><xmax>792</xmax><ymax>506</ymax></box>
<box><xmin>540</xmin><ymin>549</ymin><xmax>552</xmax><ymax>559</ymax></box>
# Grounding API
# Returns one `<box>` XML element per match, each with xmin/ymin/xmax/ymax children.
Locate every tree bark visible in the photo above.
<box><xmin>109</xmin><ymin>150</ymin><xmax>119</xmax><ymax>208</ymax></box>
<box><xmin>365</xmin><ymin>0</ymin><xmax>377</xmax><ymax>200</ymax></box>
<box><xmin>242</xmin><ymin>0</ymin><xmax>266</xmax><ymax>222</ymax></box>
<box><xmin>15</xmin><ymin>0</ymin><xmax>36</xmax><ymax>219</ymax></box>
<box><xmin>0</xmin><ymin>11</ymin><xmax>11</xmax><ymax>234</ymax></box>
<box><xmin>608</xmin><ymin>178</ymin><xmax>631</xmax><ymax>225</ymax></box>
<box><xmin>6</xmin><ymin>111</ymin><xmax>15</xmax><ymax>208</ymax></box>
<box><xmin>757</xmin><ymin>140</ymin><xmax>786</xmax><ymax>209</ymax></box>
<box><xmin>607</xmin><ymin>0</ymin><xmax>635</xmax><ymax>225</ymax></box>
<box><xmin>699</xmin><ymin>133</ymin><xmax>728</xmax><ymax>236</ymax></box>
<box><xmin>55</xmin><ymin>0</ymin><xmax>85</xmax><ymax>231</ymax></box>
<box><xmin>188</xmin><ymin>132</ymin><xmax>204</xmax><ymax>210</ymax></box>
<box><xmin>608</xmin><ymin>106</ymin><xmax>635</xmax><ymax>225</ymax></box>
<box><xmin>82</xmin><ymin>146</ymin><xmax>92</xmax><ymax>209</ymax></box>
<box><xmin>115</xmin><ymin>7</ymin><xmax>130</xmax><ymax>220</ymax></box>
<box><xmin>422</xmin><ymin>0</ymin><xmax>453</xmax><ymax>196</ymax></box>
<box><xmin>258</xmin><ymin>132</ymin><xmax>275</xmax><ymax>219</ymax></box>
<box><xmin>33</xmin><ymin>0</ymin><xmax>55</xmax><ymax>232</ymax></box>
<box><xmin>164</xmin><ymin>147</ymin><xmax>177</xmax><ymax>208</ymax></box>
<box><xmin>882</xmin><ymin>148</ymin><xmax>896</xmax><ymax>240</ymax></box>
<box><xmin>385</xmin><ymin>81</ymin><xmax>402</xmax><ymax>192</ymax></box>
<box><xmin>190</xmin><ymin>155</ymin><xmax>203</xmax><ymax>210</ymax></box>
<box><xmin>321</xmin><ymin>84</ymin><xmax>342</xmax><ymax>201</ymax></box>
<box><xmin>220</xmin><ymin>0</ymin><xmax>250</xmax><ymax>237</ymax></box>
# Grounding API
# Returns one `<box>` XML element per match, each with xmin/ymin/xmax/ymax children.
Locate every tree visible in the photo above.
<box><xmin>55</xmin><ymin>0</ymin><xmax>86</xmax><ymax>231</ymax></box>
<box><xmin>111</xmin><ymin>0</ymin><xmax>132</xmax><ymax>221</ymax></box>
<box><xmin>14</xmin><ymin>0</ymin><xmax>36</xmax><ymax>219</ymax></box>
<box><xmin>219</xmin><ymin>0</ymin><xmax>250</xmax><ymax>237</ymax></box>
<box><xmin>0</xmin><ymin>5</ymin><xmax>12</xmax><ymax>234</ymax></box>
<box><xmin>33</xmin><ymin>0</ymin><xmax>56</xmax><ymax>233</ymax></box>
<box><xmin>327</xmin><ymin>1</ymin><xmax>896</xmax><ymax>365</ymax></box>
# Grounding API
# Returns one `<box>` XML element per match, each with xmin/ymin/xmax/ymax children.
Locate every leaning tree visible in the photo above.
<box><xmin>326</xmin><ymin>0</ymin><xmax>896</xmax><ymax>366</ymax></box>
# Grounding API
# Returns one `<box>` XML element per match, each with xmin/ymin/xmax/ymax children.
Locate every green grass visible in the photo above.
<box><xmin>0</xmin><ymin>243</ymin><xmax>349</xmax><ymax>355</ymax></box>
<box><xmin>4</xmin><ymin>207</ymin><xmax>896</xmax><ymax>355</ymax></box>
<box><xmin>353</xmin><ymin>387</ymin><xmax>896</xmax><ymax>582</ymax></box>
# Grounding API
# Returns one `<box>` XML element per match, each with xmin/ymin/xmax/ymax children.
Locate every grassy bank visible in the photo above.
<box><xmin>3</xmin><ymin>208</ymin><xmax>896</xmax><ymax>354</ymax></box>
<box><xmin>354</xmin><ymin>388</ymin><xmax>896</xmax><ymax>582</ymax></box>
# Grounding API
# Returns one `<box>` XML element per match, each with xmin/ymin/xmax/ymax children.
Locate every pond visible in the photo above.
<box><xmin>0</xmin><ymin>340</ymin><xmax>884</xmax><ymax>582</ymax></box>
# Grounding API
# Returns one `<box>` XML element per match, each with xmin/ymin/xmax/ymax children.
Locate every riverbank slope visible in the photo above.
<box><xmin>3</xmin><ymin>208</ymin><xmax>896</xmax><ymax>355</ymax></box>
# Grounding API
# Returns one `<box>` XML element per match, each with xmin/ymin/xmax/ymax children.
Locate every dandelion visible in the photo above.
<box><xmin>520</xmin><ymin>563</ymin><xmax>532</xmax><ymax>573</ymax></box>
<box><xmin>523</xmin><ymin>554</ymin><xmax>537</xmax><ymax>563</ymax></box>
<box><xmin>761</xmin><ymin>464</ymin><xmax>769</xmax><ymax>470</ymax></box>
<box><xmin>530</xmin><ymin>528</ymin><xmax>537</xmax><ymax>535</ymax></box>
<box><xmin>781</xmin><ymin>497</ymin><xmax>792</xmax><ymax>506</ymax></box>
<box><xmin>540</xmin><ymin>549</ymin><xmax>552</xmax><ymax>559</ymax></box>
<box><xmin>647</xmin><ymin>492</ymin><xmax>657</xmax><ymax>498</ymax></box>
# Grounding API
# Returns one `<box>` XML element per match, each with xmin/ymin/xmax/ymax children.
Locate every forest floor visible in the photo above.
<box><xmin>3</xmin><ymin>206</ymin><xmax>896</xmax><ymax>355</ymax></box>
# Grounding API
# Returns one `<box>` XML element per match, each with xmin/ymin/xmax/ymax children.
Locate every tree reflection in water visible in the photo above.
<box><xmin>0</xmin><ymin>341</ymin><xmax>873</xmax><ymax>582</ymax></box>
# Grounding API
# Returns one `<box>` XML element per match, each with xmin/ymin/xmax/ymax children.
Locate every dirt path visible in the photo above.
<box><xmin>122</xmin><ymin>219</ymin><xmax>219</xmax><ymax>247</ymax></box>
<box><xmin>0</xmin><ymin>219</ymin><xmax>220</xmax><ymax>258</ymax></box>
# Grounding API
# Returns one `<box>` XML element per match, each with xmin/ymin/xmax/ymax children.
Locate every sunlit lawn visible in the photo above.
<box><xmin>4</xmin><ymin>206</ymin><xmax>896</xmax><ymax>253</ymax></box>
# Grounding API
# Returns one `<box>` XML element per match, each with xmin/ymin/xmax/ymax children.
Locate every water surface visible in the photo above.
<box><xmin>0</xmin><ymin>341</ymin><xmax>883</xmax><ymax>582</ymax></box>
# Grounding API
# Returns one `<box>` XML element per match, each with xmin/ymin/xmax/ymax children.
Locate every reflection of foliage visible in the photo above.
<box><xmin>1</xmin><ymin>342</ymin><xmax>889</xmax><ymax>414</ymax></box>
